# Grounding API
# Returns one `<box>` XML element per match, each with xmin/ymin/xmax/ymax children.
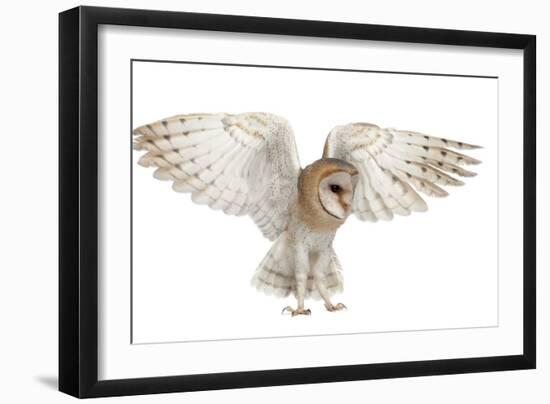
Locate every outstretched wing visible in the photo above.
<box><xmin>133</xmin><ymin>112</ymin><xmax>301</xmax><ymax>240</ymax></box>
<box><xmin>323</xmin><ymin>123</ymin><xmax>481</xmax><ymax>222</ymax></box>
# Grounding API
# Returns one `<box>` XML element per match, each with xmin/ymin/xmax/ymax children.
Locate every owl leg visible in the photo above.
<box><xmin>313</xmin><ymin>253</ymin><xmax>347</xmax><ymax>312</ymax></box>
<box><xmin>282</xmin><ymin>272</ymin><xmax>312</xmax><ymax>316</ymax></box>
<box><xmin>282</xmin><ymin>247</ymin><xmax>311</xmax><ymax>316</ymax></box>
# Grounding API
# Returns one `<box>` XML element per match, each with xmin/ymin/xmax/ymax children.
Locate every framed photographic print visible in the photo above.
<box><xmin>59</xmin><ymin>6</ymin><xmax>536</xmax><ymax>398</ymax></box>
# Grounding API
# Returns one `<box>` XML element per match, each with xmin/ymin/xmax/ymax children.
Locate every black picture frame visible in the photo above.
<box><xmin>59</xmin><ymin>5</ymin><xmax>536</xmax><ymax>398</ymax></box>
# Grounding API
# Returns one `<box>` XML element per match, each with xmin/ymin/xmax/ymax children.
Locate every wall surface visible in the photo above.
<box><xmin>0</xmin><ymin>0</ymin><xmax>546</xmax><ymax>402</ymax></box>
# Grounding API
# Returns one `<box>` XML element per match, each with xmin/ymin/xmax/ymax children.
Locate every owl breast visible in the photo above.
<box><xmin>287</xmin><ymin>206</ymin><xmax>336</xmax><ymax>252</ymax></box>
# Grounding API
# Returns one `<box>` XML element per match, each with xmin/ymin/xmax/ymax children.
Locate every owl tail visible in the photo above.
<box><xmin>250</xmin><ymin>233</ymin><xmax>344</xmax><ymax>299</ymax></box>
<box><xmin>250</xmin><ymin>233</ymin><xmax>295</xmax><ymax>298</ymax></box>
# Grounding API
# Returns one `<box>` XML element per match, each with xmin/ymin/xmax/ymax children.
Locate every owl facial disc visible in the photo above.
<box><xmin>318</xmin><ymin>171</ymin><xmax>356</xmax><ymax>220</ymax></box>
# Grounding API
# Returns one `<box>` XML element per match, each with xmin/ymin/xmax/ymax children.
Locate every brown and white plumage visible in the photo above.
<box><xmin>134</xmin><ymin>113</ymin><xmax>301</xmax><ymax>241</ymax></box>
<box><xmin>133</xmin><ymin>113</ymin><xmax>481</xmax><ymax>316</ymax></box>
<box><xmin>323</xmin><ymin>123</ymin><xmax>481</xmax><ymax>222</ymax></box>
<box><xmin>250</xmin><ymin>232</ymin><xmax>344</xmax><ymax>299</ymax></box>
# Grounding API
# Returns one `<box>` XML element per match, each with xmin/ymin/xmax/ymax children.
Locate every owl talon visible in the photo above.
<box><xmin>325</xmin><ymin>302</ymin><xmax>347</xmax><ymax>312</ymax></box>
<box><xmin>281</xmin><ymin>306</ymin><xmax>292</xmax><ymax>315</ymax></box>
<box><xmin>282</xmin><ymin>306</ymin><xmax>311</xmax><ymax>316</ymax></box>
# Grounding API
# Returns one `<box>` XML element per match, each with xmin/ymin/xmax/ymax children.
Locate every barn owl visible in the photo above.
<box><xmin>133</xmin><ymin>113</ymin><xmax>481</xmax><ymax>316</ymax></box>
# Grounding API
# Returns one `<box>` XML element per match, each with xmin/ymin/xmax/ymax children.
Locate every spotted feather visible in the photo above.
<box><xmin>323</xmin><ymin>123</ymin><xmax>481</xmax><ymax>222</ymax></box>
<box><xmin>133</xmin><ymin>113</ymin><xmax>301</xmax><ymax>240</ymax></box>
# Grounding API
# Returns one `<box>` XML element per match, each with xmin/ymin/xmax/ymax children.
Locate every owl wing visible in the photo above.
<box><xmin>323</xmin><ymin>123</ymin><xmax>481</xmax><ymax>222</ymax></box>
<box><xmin>133</xmin><ymin>112</ymin><xmax>301</xmax><ymax>240</ymax></box>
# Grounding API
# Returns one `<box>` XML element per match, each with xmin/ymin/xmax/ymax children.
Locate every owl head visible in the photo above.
<box><xmin>298</xmin><ymin>158</ymin><xmax>358</xmax><ymax>231</ymax></box>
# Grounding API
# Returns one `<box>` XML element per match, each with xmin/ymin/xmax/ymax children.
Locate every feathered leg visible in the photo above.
<box><xmin>282</xmin><ymin>245</ymin><xmax>311</xmax><ymax>316</ymax></box>
<box><xmin>313</xmin><ymin>251</ymin><xmax>346</xmax><ymax>312</ymax></box>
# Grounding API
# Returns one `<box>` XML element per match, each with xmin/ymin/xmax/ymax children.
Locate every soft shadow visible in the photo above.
<box><xmin>35</xmin><ymin>375</ymin><xmax>58</xmax><ymax>390</ymax></box>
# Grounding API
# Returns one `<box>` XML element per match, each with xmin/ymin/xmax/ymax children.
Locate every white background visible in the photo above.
<box><xmin>0</xmin><ymin>0</ymin><xmax>547</xmax><ymax>403</ymax></box>
<box><xmin>132</xmin><ymin>61</ymin><xmax>498</xmax><ymax>343</ymax></box>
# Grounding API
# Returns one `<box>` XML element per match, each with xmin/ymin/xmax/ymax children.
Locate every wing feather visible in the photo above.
<box><xmin>134</xmin><ymin>113</ymin><xmax>301</xmax><ymax>240</ymax></box>
<box><xmin>324</xmin><ymin>123</ymin><xmax>480</xmax><ymax>222</ymax></box>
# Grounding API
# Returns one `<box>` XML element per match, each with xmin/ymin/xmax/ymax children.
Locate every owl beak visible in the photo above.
<box><xmin>342</xmin><ymin>202</ymin><xmax>352</xmax><ymax>217</ymax></box>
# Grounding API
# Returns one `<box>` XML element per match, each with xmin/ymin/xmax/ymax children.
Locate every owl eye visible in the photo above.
<box><xmin>330</xmin><ymin>184</ymin><xmax>341</xmax><ymax>193</ymax></box>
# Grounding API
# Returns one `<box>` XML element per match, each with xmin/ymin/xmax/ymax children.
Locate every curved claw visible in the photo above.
<box><xmin>325</xmin><ymin>302</ymin><xmax>347</xmax><ymax>312</ymax></box>
<box><xmin>281</xmin><ymin>306</ymin><xmax>293</xmax><ymax>315</ymax></box>
<box><xmin>299</xmin><ymin>308</ymin><xmax>312</xmax><ymax>316</ymax></box>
